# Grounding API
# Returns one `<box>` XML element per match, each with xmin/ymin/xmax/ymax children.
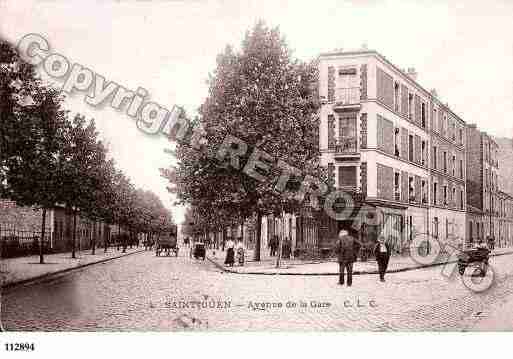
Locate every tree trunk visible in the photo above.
<box><xmin>276</xmin><ymin>213</ymin><xmax>285</xmax><ymax>268</ymax></box>
<box><xmin>104</xmin><ymin>224</ymin><xmax>108</xmax><ymax>253</ymax></box>
<box><xmin>71</xmin><ymin>209</ymin><xmax>77</xmax><ymax>259</ymax></box>
<box><xmin>39</xmin><ymin>208</ymin><xmax>46</xmax><ymax>264</ymax></box>
<box><xmin>240</xmin><ymin>219</ymin><xmax>244</xmax><ymax>242</ymax></box>
<box><xmin>117</xmin><ymin>224</ymin><xmax>121</xmax><ymax>250</ymax></box>
<box><xmin>222</xmin><ymin>227</ymin><xmax>226</xmax><ymax>251</ymax></box>
<box><xmin>91</xmin><ymin>221</ymin><xmax>96</xmax><ymax>255</ymax></box>
<box><xmin>122</xmin><ymin>227</ymin><xmax>127</xmax><ymax>253</ymax></box>
<box><xmin>254</xmin><ymin>211</ymin><xmax>262</xmax><ymax>261</ymax></box>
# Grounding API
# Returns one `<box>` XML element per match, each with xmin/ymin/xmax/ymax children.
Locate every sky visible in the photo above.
<box><xmin>1</xmin><ymin>0</ymin><xmax>513</xmax><ymax>224</ymax></box>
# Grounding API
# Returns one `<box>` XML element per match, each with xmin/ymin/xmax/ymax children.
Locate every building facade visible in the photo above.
<box><xmin>465</xmin><ymin>126</ymin><xmax>500</xmax><ymax>247</ymax></box>
<box><xmin>1</xmin><ymin>198</ymin><xmax>114</xmax><ymax>255</ymax></box>
<box><xmin>317</xmin><ymin>49</ymin><xmax>467</xmax><ymax>252</ymax></box>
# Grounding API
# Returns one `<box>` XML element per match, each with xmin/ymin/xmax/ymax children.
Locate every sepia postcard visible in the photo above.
<box><xmin>1</xmin><ymin>0</ymin><xmax>513</xmax><ymax>356</ymax></box>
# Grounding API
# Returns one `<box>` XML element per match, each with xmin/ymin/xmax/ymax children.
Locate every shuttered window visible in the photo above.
<box><xmin>415</xmin><ymin>176</ymin><xmax>421</xmax><ymax>204</ymax></box>
<box><xmin>414</xmin><ymin>134</ymin><xmax>421</xmax><ymax>164</ymax></box>
<box><xmin>377</xmin><ymin>163</ymin><xmax>394</xmax><ymax>201</ymax></box>
<box><xmin>377</xmin><ymin>115</ymin><xmax>394</xmax><ymax>154</ymax></box>
<box><xmin>401</xmin><ymin>84</ymin><xmax>409</xmax><ymax>117</ymax></box>
<box><xmin>377</xmin><ymin>67</ymin><xmax>394</xmax><ymax>108</ymax></box>
<box><xmin>401</xmin><ymin>128</ymin><xmax>409</xmax><ymax>160</ymax></box>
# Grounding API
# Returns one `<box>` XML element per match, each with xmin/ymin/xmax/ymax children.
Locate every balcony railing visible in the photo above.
<box><xmin>334</xmin><ymin>138</ymin><xmax>357</xmax><ymax>154</ymax></box>
<box><xmin>334</xmin><ymin>87</ymin><xmax>360</xmax><ymax>106</ymax></box>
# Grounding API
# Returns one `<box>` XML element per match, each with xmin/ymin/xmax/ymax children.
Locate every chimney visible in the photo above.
<box><xmin>406</xmin><ymin>67</ymin><xmax>418</xmax><ymax>81</ymax></box>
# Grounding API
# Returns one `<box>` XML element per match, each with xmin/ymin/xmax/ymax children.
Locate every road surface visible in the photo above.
<box><xmin>2</xmin><ymin>250</ymin><xmax>513</xmax><ymax>331</ymax></box>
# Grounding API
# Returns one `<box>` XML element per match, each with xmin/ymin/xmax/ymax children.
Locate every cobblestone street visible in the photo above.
<box><xmin>2</xmin><ymin>250</ymin><xmax>513</xmax><ymax>331</ymax></box>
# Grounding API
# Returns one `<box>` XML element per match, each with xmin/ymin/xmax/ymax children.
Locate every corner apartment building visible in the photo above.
<box><xmin>494</xmin><ymin>137</ymin><xmax>513</xmax><ymax>248</ymax></box>
<box><xmin>317</xmin><ymin>49</ymin><xmax>467</xmax><ymax>252</ymax></box>
<box><xmin>465</xmin><ymin>126</ymin><xmax>500</xmax><ymax>247</ymax></box>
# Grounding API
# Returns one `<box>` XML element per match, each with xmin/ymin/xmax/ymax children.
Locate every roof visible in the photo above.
<box><xmin>318</xmin><ymin>49</ymin><xmax>466</xmax><ymax>125</ymax></box>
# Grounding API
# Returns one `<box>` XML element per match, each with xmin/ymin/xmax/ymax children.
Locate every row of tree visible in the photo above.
<box><xmin>0</xmin><ymin>37</ymin><xmax>174</xmax><ymax>263</ymax></box>
<box><xmin>161</xmin><ymin>22</ymin><xmax>329</xmax><ymax>261</ymax></box>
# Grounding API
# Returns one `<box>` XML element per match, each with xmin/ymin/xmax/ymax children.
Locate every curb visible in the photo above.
<box><xmin>207</xmin><ymin>250</ymin><xmax>513</xmax><ymax>276</ymax></box>
<box><xmin>1</xmin><ymin>249</ymin><xmax>146</xmax><ymax>290</ymax></box>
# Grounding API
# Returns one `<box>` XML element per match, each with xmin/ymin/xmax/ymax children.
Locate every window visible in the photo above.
<box><xmin>408</xmin><ymin>93</ymin><xmax>414</xmax><ymax>120</ymax></box>
<box><xmin>443</xmin><ymin>151</ymin><xmax>447</xmax><ymax>173</ymax></box>
<box><xmin>409</xmin><ymin>176</ymin><xmax>415</xmax><ymax>202</ymax></box>
<box><xmin>469</xmin><ymin>221</ymin><xmax>474</xmax><ymax>244</ymax></box>
<box><xmin>452</xmin><ymin>187</ymin><xmax>456</xmax><ymax>206</ymax></box>
<box><xmin>433</xmin><ymin>217</ymin><xmax>439</xmax><ymax>239</ymax></box>
<box><xmin>421</xmin><ymin>180</ymin><xmax>427</xmax><ymax>204</ymax></box>
<box><xmin>459</xmin><ymin>159</ymin><xmax>463</xmax><ymax>179</ymax></box>
<box><xmin>451</xmin><ymin>121</ymin><xmax>456</xmax><ymax>141</ymax></box>
<box><xmin>421</xmin><ymin>102</ymin><xmax>426</xmax><ymax>128</ymax></box>
<box><xmin>338</xmin><ymin>116</ymin><xmax>357</xmax><ymax>153</ymax></box>
<box><xmin>452</xmin><ymin>155</ymin><xmax>456</xmax><ymax>176</ymax></box>
<box><xmin>394</xmin><ymin>82</ymin><xmax>400</xmax><ymax>112</ymax></box>
<box><xmin>409</xmin><ymin>135</ymin><xmax>414</xmax><ymax>162</ymax></box>
<box><xmin>433</xmin><ymin>182</ymin><xmax>438</xmax><ymax>205</ymax></box>
<box><xmin>336</xmin><ymin>67</ymin><xmax>358</xmax><ymax>104</ymax></box>
<box><xmin>459</xmin><ymin>128</ymin><xmax>463</xmax><ymax>144</ymax></box>
<box><xmin>433</xmin><ymin>146</ymin><xmax>438</xmax><ymax>169</ymax></box>
<box><xmin>394</xmin><ymin>172</ymin><xmax>400</xmax><ymax>201</ymax></box>
<box><xmin>421</xmin><ymin>140</ymin><xmax>426</xmax><ymax>166</ymax></box>
<box><xmin>443</xmin><ymin>185</ymin><xmax>448</xmax><ymax>205</ymax></box>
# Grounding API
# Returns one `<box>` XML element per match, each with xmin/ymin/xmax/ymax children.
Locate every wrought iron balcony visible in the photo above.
<box><xmin>334</xmin><ymin>138</ymin><xmax>358</xmax><ymax>154</ymax></box>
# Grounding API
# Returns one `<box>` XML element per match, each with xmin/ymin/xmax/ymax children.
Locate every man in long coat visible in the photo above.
<box><xmin>334</xmin><ymin>230</ymin><xmax>360</xmax><ymax>286</ymax></box>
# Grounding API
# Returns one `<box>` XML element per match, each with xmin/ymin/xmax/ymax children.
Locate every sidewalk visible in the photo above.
<box><xmin>1</xmin><ymin>247</ymin><xmax>145</xmax><ymax>288</ymax></box>
<box><xmin>206</xmin><ymin>247</ymin><xmax>513</xmax><ymax>275</ymax></box>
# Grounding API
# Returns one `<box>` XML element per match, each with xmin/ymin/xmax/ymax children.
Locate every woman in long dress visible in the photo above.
<box><xmin>224</xmin><ymin>237</ymin><xmax>235</xmax><ymax>266</ymax></box>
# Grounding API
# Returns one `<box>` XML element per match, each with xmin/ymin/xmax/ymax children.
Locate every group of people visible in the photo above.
<box><xmin>334</xmin><ymin>230</ymin><xmax>391</xmax><ymax>286</ymax></box>
<box><xmin>224</xmin><ymin>237</ymin><xmax>245</xmax><ymax>266</ymax></box>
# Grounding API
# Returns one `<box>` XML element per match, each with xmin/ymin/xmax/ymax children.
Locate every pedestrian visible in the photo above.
<box><xmin>236</xmin><ymin>238</ymin><xmax>245</xmax><ymax>266</ymax></box>
<box><xmin>373</xmin><ymin>235</ymin><xmax>391</xmax><ymax>282</ymax></box>
<box><xmin>271</xmin><ymin>235</ymin><xmax>279</xmax><ymax>256</ymax></box>
<box><xmin>224</xmin><ymin>237</ymin><xmax>235</xmax><ymax>266</ymax></box>
<box><xmin>334</xmin><ymin>230</ymin><xmax>360</xmax><ymax>286</ymax></box>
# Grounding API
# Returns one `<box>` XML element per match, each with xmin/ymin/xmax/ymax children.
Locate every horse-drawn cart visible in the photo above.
<box><xmin>458</xmin><ymin>247</ymin><xmax>490</xmax><ymax>276</ymax></box>
<box><xmin>156</xmin><ymin>235</ymin><xmax>179</xmax><ymax>257</ymax></box>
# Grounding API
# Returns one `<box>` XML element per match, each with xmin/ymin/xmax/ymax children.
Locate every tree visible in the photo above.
<box><xmin>4</xmin><ymin>85</ymin><xmax>68</xmax><ymax>264</ymax></box>
<box><xmin>164</xmin><ymin>21</ymin><xmax>326</xmax><ymax>261</ymax></box>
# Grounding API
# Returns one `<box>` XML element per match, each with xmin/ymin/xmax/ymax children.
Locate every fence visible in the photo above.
<box><xmin>0</xmin><ymin>227</ymin><xmax>52</xmax><ymax>258</ymax></box>
<box><xmin>0</xmin><ymin>225</ymin><xmax>141</xmax><ymax>258</ymax></box>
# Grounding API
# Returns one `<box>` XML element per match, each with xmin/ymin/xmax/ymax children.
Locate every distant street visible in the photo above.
<box><xmin>2</xmin><ymin>250</ymin><xmax>513</xmax><ymax>331</ymax></box>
